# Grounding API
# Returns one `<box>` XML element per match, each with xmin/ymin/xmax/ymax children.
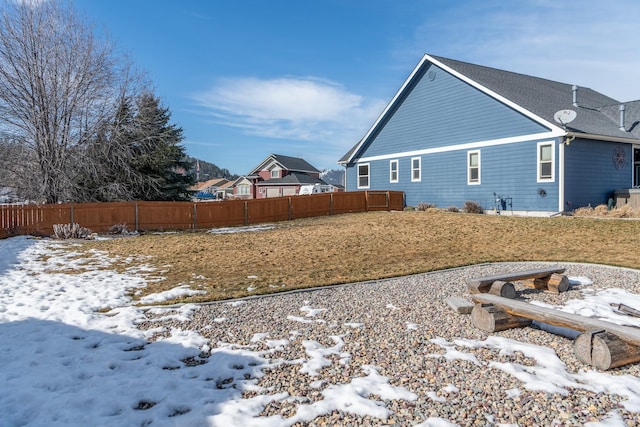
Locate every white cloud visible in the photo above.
<box><xmin>192</xmin><ymin>76</ymin><xmax>385</xmax><ymax>147</ymax></box>
<box><xmin>407</xmin><ymin>0</ymin><xmax>640</xmax><ymax>100</ymax></box>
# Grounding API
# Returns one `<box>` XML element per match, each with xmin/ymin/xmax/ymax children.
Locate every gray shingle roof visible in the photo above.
<box><xmin>272</xmin><ymin>154</ymin><xmax>320</xmax><ymax>173</ymax></box>
<box><xmin>432</xmin><ymin>55</ymin><xmax>634</xmax><ymax>139</ymax></box>
<box><xmin>251</xmin><ymin>154</ymin><xmax>320</xmax><ymax>175</ymax></box>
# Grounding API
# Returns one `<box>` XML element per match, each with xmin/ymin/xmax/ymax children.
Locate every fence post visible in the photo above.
<box><xmin>365</xmin><ymin>191</ymin><xmax>369</xmax><ymax>212</ymax></box>
<box><xmin>135</xmin><ymin>202</ymin><xmax>139</xmax><ymax>232</ymax></box>
<box><xmin>386</xmin><ymin>191</ymin><xmax>390</xmax><ymax>211</ymax></box>
<box><xmin>70</xmin><ymin>205</ymin><xmax>74</xmax><ymax>225</ymax></box>
<box><xmin>244</xmin><ymin>201</ymin><xmax>248</xmax><ymax>226</ymax></box>
<box><xmin>330</xmin><ymin>193</ymin><xmax>334</xmax><ymax>216</ymax></box>
<box><xmin>288</xmin><ymin>197</ymin><xmax>292</xmax><ymax>221</ymax></box>
<box><xmin>193</xmin><ymin>203</ymin><xmax>197</xmax><ymax>229</ymax></box>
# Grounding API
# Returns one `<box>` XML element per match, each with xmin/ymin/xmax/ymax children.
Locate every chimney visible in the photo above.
<box><xmin>572</xmin><ymin>85</ymin><xmax>578</xmax><ymax>107</ymax></box>
<box><xmin>619</xmin><ymin>104</ymin><xmax>626</xmax><ymax>131</ymax></box>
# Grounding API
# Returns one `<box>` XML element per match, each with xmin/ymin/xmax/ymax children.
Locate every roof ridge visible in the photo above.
<box><xmin>429</xmin><ymin>54</ymin><xmax>598</xmax><ymax>94</ymax></box>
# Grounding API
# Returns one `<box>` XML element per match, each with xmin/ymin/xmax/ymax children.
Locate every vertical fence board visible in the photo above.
<box><xmin>0</xmin><ymin>191</ymin><xmax>405</xmax><ymax>238</ymax></box>
<box><xmin>136</xmin><ymin>201</ymin><xmax>194</xmax><ymax>231</ymax></box>
<box><xmin>72</xmin><ymin>202</ymin><xmax>137</xmax><ymax>233</ymax></box>
<box><xmin>194</xmin><ymin>200</ymin><xmax>247</xmax><ymax>228</ymax></box>
<box><xmin>366</xmin><ymin>191</ymin><xmax>391</xmax><ymax>211</ymax></box>
<box><xmin>331</xmin><ymin>192</ymin><xmax>367</xmax><ymax>214</ymax></box>
<box><xmin>389</xmin><ymin>191</ymin><xmax>405</xmax><ymax>211</ymax></box>
<box><xmin>290</xmin><ymin>193</ymin><xmax>332</xmax><ymax>219</ymax></box>
<box><xmin>247</xmin><ymin>197</ymin><xmax>290</xmax><ymax>224</ymax></box>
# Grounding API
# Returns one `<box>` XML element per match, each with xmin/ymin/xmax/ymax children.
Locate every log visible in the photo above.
<box><xmin>488</xmin><ymin>281</ymin><xmax>516</xmax><ymax>298</ymax></box>
<box><xmin>471</xmin><ymin>303</ymin><xmax>532</xmax><ymax>332</ymax></box>
<box><xmin>446</xmin><ymin>297</ymin><xmax>474</xmax><ymax>314</ymax></box>
<box><xmin>471</xmin><ymin>293</ymin><xmax>640</xmax><ymax>347</ymax></box>
<box><xmin>611</xmin><ymin>303</ymin><xmax>640</xmax><ymax>318</ymax></box>
<box><xmin>468</xmin><ymin>280</ymin><xmax>492</xmax><ymax>294</ymax></box>
<box><xmin>574</xmin><ymin>330</ymin><xmax>640</xmax><ymax>370</ymax></box>
<box><xmin>523</xmin><ymin>277</ymin><xmax>549</xmax><ymax>290</ymax></box>
<box><xmin>547</xmin><ymin>273</ymin><xmax>570</xmax><ymax>293</ymax></box>
<box><xmin>468</xmin><ymin>267</ymin><xmax>566</xmax><ymax>293</ymax></box>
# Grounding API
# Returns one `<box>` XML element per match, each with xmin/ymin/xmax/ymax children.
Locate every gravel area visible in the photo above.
<box><xmin>138</xmin><ymin>262</ymin><xmax>640</xmax><ymax>426</ymax></box>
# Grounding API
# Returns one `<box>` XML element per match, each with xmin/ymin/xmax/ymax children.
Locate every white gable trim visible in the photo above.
<box><xmin>355</xmin><ymin>131</ymin><xmax>564</xmax><ymax>163</ymax></box>
<box><xmin>344</xmin><ymin>56</ymin><xmax>430</xmax><ymax>165</ymax></box>
<box><xmin>249</xmin><ymin>154</ymin><xmax>278</xmax><ymax>175</ymax></box>
<box><xmin>345</xmin><ymin>54</ymin><xmax>567</xmax><ymax>164</ymax></box>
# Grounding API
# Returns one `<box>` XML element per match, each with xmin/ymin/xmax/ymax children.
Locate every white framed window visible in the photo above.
<box><xmin>237</xmin><ymin>184</ymin><xmax>250</xmax><ymax>195</ymax></box>
<box><xmin>468</xmin><ymin>150</ymin><xmax>480</xmax><ymax>185</ymax></box>
<box><xmin>411</xmin><ymin>157</ymin><xmax>421</xmax><ymax>182</ymax></box>
<box><xmin>537</xmin><ymin>141</ymin><xmax>555</xmax><ymax>182</ymax></box>
<box><xmin>270</xmin><ymin>169</ymin><xmax>279</xmax><ymax>179</ymax></box>
<box><xmin>357</xmin><ymin>163</ymin><xmax>370</xmax><ymax>189</ymax></box>
<box><xmin>389</xmin><ymin>160</ymin><xmax>398</xmax><ymax>183</ymax></box>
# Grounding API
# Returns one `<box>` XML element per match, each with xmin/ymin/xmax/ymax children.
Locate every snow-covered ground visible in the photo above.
<box><xmin>1</xmin><ymin>235</ymin><xmax>640</xmax><ymax>426</ymax></box>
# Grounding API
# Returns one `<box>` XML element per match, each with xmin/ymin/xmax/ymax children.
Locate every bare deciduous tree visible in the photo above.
<box><xmin>0</xmin><ymin>1</ymin><xmax>124</xmax><ymax>203</ymax></box>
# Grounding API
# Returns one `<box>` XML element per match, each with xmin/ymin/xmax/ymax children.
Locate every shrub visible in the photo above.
<box><xmin>593</xmin><ymin>204</ymin><xmax>609</xmax><ymax>216</ymax></box>
<box><xmin>608</xmin><ymin>204</ymin><xmax>635</xmax><ymax>218</ymax></box>
<box><xmin>416</xmin><ymin>202</ymin><xmax>436</xmax><ymax>211</ymax></box>
<box><xmin>574</xmin><ymin>204</ymin><xmax>640</xmax><ymax>218</ymax></box>
<box><xmin>109</xmin><ymin>223</ymin><xmax>129</xmax><ymax>235</ymax></box>
<box><xmin>403</xmin><ymin>206</ymin><xmax>416</xmax><ymax>212</ymax></box>
<box><xmin>463</xmin><ymin>201</ymin><xmax>484</xmax><ymax>214</ymax></box>
<box><xmin>53</xmin><ymin>223</ymin><xmax>93</xmax><ymax>239</ymax></box>
<box><xmin>573</xmin><ymin>206</ymin><xmax>594</xmax><ymax>216</ymax></box>
<box><xmin>447</xmin><ymin>206</ymin><xmax>460</xmax><ymax>213</ymax></box>
<box><xmin>6</xmin><ymin>225</ymin><xmax>21</xmax><ymax>237</ymax></box>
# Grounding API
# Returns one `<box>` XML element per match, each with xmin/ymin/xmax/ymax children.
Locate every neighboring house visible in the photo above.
<box><xmin>191</xmin><ymin>178</ymin><xmax>229</xmax><ymax>200</ymax></box>
<box><xmin>216</xmin><ymin>180</ymin><xmax>235</xmax><ymax>199</ymax></box>
<box><xmin>233</xmin><ymin>154</ymin><xmax>330</xmax><ymax>199</ymax></box>
<box><xmin>339</xmin><ymin>54</ymin><xmax>640</xmax><ymax>215</ymax></box>
<box><xmin>231</xmin><ymin>176</ymin><xmax>254</xmax><ymax>200</ymax></box>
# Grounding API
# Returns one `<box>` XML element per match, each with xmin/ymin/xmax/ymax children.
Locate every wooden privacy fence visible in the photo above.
<box><xmin>0</xmin><ymin>190</ymin><xmax>404</xmax><ymax>238</ymax></box>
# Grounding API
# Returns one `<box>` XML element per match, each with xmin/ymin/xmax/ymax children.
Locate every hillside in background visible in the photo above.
<box><xmin>320</xmin><ymin>169</ymin><xmax>345</xmax><ymax>186</ymax></box>
<box><xmin>188</xmin><ymin>157</ymin><xmax>239</xmax><ymax>181</ymax></box>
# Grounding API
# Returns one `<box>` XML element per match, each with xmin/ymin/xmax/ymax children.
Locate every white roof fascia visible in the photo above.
<box><xmin>566</xmin><ymin>132</ymin><xmax>640</xmax><ymax>144</ymax></box>
<box><xmin>249</xmin><ymin>154</ymin><xmax>280</xmax><ymax>175</ymax></box>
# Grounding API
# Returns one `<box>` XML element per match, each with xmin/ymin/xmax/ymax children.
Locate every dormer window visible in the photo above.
<box><xmin>271</xmin><ymin>169</ymin><xmax>279</xmax><ymax>179</ymax></box>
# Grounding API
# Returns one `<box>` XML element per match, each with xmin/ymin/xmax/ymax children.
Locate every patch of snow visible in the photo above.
<box><xmin>208</xmin><ymin>224</ymin><xmax>275</xmax><ymax>234</ymax></box>
<box><xmin>138</xmin><ymin>285</ymin><xmax>206</xmax><ymax>305</ymax></box>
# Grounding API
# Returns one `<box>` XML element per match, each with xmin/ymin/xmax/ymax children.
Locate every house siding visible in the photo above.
<box><xmin>348</xmin><ymin>138</ymin><xmax>561</xmax><ymax>211</ymax></box>
<box><xmin>358</xmin><ymin>63</ymin><xmax>549</xmax><ymax>159</ymax></box>
<box><xmin>346</xmin><ymin>60</ymin><xmax>560</xmax><ymax>211</ymax></box>
<box><xmin>342</xmin><ymin>54</ymin><xmax>640</xmax><ymax>214</ymax></box>
<box><xmin>563</xmin><ymin>139</ymin><xmax>632</xmax><ymax>210</ymax></box>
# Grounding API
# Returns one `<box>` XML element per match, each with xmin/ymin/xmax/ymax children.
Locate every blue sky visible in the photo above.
<box><xmin>77</xmin><ymin>0</ymin><xmax>640</xmax><ymax>176</ymax></box>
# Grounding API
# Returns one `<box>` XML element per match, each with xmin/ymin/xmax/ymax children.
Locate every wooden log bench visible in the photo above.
<box><xmin>471</xmin><ymin>293</ymin><xmax>640</xmax><ymax>370</ymax></box>
<box><xmin>468</xmin><ymin>267</ymin><xmax>569</xmax><ymax>297</ymax></box>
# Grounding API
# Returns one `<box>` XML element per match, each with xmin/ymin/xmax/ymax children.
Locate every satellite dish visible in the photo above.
<box><xmin>553</xmin><ymin>109</ymin><xmax>577</xmax><ymax>126</ymax></box>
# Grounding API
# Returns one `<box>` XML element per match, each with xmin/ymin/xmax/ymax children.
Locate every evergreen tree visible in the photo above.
<box><xmin>71</xmin><ymin>92</ymin><xmax>194</xmax><ymax>202</ymax></box>
<box><xmin>127</xmin><ymin>93</ymin><xmax>194</xmax><ymax>201</ymax></box>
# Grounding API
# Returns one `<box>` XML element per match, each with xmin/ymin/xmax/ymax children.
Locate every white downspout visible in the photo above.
<box><xmin>558</xmin><ymin>139</ymin><xmax>565</xmax><ymax>213</ymax></box>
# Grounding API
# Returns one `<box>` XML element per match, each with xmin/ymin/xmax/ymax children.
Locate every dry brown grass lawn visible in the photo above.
<box><xmin>78</xmin><ymin>210</ymin><xmax>640</xmax><ymax>304</ymax></box>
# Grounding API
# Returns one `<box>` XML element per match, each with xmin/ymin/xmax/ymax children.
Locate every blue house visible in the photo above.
<box><xmin>339</xmin><ymin>54</ymin><xmax>640</xmax><ymax>215</ymax></box>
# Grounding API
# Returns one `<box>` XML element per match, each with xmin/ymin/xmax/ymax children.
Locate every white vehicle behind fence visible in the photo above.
<box><xmin>298</xmin><ymin>184</ymin><xmax>334</xmax><ymax>195</ymax></box>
